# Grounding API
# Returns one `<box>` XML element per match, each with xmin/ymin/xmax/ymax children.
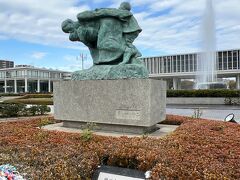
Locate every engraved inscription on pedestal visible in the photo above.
<box><xmin>115</xmin><ymin>110</ymin><xmax>141</xmax><ymax>120</ymax></box>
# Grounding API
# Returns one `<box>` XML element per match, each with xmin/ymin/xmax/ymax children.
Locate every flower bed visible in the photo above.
<box><xmin>0</xmin><ymin>117</ymin><xmax>239</xmax><ymax>179</ymax></box>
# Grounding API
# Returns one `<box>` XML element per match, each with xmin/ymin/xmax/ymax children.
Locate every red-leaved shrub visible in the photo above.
<box><xmin>0</xmin><ymin>117</ymin><xmax>239</xmax><ymax>179</ymax></box>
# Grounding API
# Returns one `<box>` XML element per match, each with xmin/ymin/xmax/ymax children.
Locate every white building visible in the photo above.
<box><xmin>142</xmin><ymin>49</ymin><xmax>240</xmax><ymax>89</ymax></box>
<box><xmin>0</xmin><ymin>65</ymin><xmax>71</xmax><ymax>93</ymax></box>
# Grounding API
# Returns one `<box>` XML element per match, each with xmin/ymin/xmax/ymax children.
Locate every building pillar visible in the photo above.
<box><xmin>173</xmin><ymin>78</ymin><xmax>181</xmax><ymax>90</ymax></box>
<box><xmin>48</xmin><ymin>80</ymin><xmax>51</xmax><ymax>92</ymax></box>
<box><xmin>178</xmin><ymin>79</ymin><xmax>181</xmax><ymax>90</ymax></box>
<box><xmin>4</xmin><ymin>79</ymin><xmax>7</xmax><ymax>93</ymax></box>
<box><xmin>166</xmin><ymin>80</ymin><xmax>171</xmax><ymax>90</ymax></box>
<box><xmin>14</xmin><ymin>79</ymin><xmax>17</xmax><ymax>94</ymax></box>
<box><xmin>37</xmin><ymin>79</ymin><xmax>40</xmax><ymax>93</ymax></box>
<box><xmin>24</xmin><ymin>78</ymin><xmax>28</xmax><ymax>93</ymax></box>
<box><xmin>236</xmin><ymin>74</ymin><xmax>240</xmax><ymax>90</ymax></box>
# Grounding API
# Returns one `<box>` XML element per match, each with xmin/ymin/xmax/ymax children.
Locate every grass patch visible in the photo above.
<box><xmin>4</xmin><ymin>98</ymin><xmax>53</xmax><ymax>105</ymax></box>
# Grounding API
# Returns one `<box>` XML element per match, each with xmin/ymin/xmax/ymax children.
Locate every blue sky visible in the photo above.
<box><xmin>0</xmin><ymin>0</ymin><xmax>240</xmax><ymax>72</ymax></box>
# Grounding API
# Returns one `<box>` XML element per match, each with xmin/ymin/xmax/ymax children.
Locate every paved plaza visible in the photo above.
<box><xmin>167</xmin><ymin>105</ymin><xmax>240</xmax><ymax>121</ymax></box>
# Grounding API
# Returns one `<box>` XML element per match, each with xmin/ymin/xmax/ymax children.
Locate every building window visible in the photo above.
<box><xmin>10</xmin><ymin>71</ymin><xmax>16</xmax><ymax>77</ymax></box>
<box><xmin>238</xmin><ymin>50</ymin><xmax>240</xmax><ymax>69</ymax></box>
<box><xmin>163</xmin><ymin>57</ymin><xmax>167</xmax><ymax>73</ymax></box>
<box><xmin>154</xmin><ymin>58</ymin><xmax>157</xmax><ymax>74</ymax></box>
<box><xmin>167</xmin><ymin>57</ymin><xmax>171</xmax><ymax>73</ymax></box>
<box><xmin>218</xmin><ymin>52</ymin><xmax>222</xmax><ymax>70</ymax></box>
<box><xmin>189</xmin><ymin>54</ymin><xmax>193</xmax><ymax>72</ymax></box>
<box><xmin>194</xmin><ymin>54</ymin><xmax>197</xmax><ymax>72</ymax></box>
<box><xmin>185</xmin><ymin>55</ymin><xmax>189</xmax><ymax>72</ymax></box>
<box><xmin>181</xmin><ymin>55</ymin><xmax>184</xmax><ymax>72</ymax></box>
<box><xmin>223</xmin><ymin>51</ymin><xmax>228</xmax><ymax>70</ymax></box>
<box><xmin>16</xmin><ymin>70</ymin><xmax>25</xmax><ymax>77</ymax></box>
<box><xmin>173</xmin><ymin>56</ymin><xmax>176</xmax><ymax>73</ymax></box>
<box><xmin>177</xmin><ymin>55</ymin><xmax>181</xmax><ymax>72</ymax></box>
<box><xmin>233</xmin><ymin>50</ymin><xmax>238</xmax><ymax>69</ymax></box>
<box><xmin>157</xmin><ymin>58</ymin><xmax>161</xmax><ymax>74</ymax></box>
<box><xmin>0</xmin><ymin>72</ymin><xmax>5</xmax><ymax>78</ymax></box>
<box><xmin>228</xmin><ymin>51</ymin><xmax>232</xmax><ymax>70</ymax></box>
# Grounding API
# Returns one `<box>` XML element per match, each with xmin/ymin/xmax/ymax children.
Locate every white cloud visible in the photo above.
<box><xmin>0</xmin><ymin>0</ymin><xmax>239</xmax><ymax>56</ymax></box>
<box><xmin>0</xmin><ymin>34</ymin><xmax>8</xmax><ymax>40</ymax></box>
<box><xmin>31</xmin><ymin>52</ymin><xmax>47</xmax><ymax>59</ymax></box>
<box><xmin>133</xmin><ymin>0</ymin><xmax>240</xmax><ymax>55</ymax></box>
<box><xmin>0</xmin><ymin>0</ymin><xmax>89</xmax><ymax>48</ymax></box>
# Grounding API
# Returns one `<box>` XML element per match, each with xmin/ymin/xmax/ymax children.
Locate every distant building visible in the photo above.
<box><xmin>141</xmin><ymin>49</ymin><xmax>240</xmax><ymax>89</ymax></box>
<box><xmin>0</xmin><ymin>60</ymin><xmax>14</xmax><ymax>69</ymax></box>
<box><xmin>0</xmin><ymin>65</ymin><xmax>71</xmax><ymax>93</ymax></box>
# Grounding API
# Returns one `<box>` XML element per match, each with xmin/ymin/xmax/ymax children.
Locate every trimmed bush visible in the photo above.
<box><xmin>0</xmin><ymin>103</ymin><xmax>27</xmax><ymax>117</ymax></box>
<box><xmin>167</xmin><ymin>89</ymin><xmax>240</xmax><ymax>97</ymax></box>
<box><xmin>0</xmin><ymin>93</ymin><xmax>22</xmax><ymax>97</ymax></box>
<box><xmin>28</xmin><ymin>106</ymin><xmax>39</xmax><ymax>116</ymax></box>
<box><xmin>0</xmin><ymin>103</ymin><xmax>50</xmax><ymax>117</ymax></box>
<box><xmin>38</xmin><ymin>105</ymin><xmax>51</xmax><ymax>115</ymax></box>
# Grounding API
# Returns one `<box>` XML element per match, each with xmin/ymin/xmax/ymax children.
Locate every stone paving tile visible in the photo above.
<box><xmin>167</xmin><ymin>106</ymin><xmax>240</xmax><ymax>121</ymax></box>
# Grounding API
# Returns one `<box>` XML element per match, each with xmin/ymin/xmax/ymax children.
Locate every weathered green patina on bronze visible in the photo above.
<box><xmin>62</xmin><ymin>2</ymin><xmax>148</xmax><ymax>80</ymax></box>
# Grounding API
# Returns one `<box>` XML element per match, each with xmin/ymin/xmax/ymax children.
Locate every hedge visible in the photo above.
<box><xmin>0</xmin><ymin>93</ymin><xmax>22</xmax><ymax>97</ymax></box>
<box><xmin>0</xmin><ymin>93</ymin><xmax>52</xmax><ymax>97</ymax></box>
<box><xmin>167</xmin><ymin>89</ymin><xmax>240</xmax><ymax>97</ymax></box>
<box><xmin>0</xmin><ymin>103</ymin><xmax>51</xmax><ymax>117</ymax></box>
<box><xmin>4</xmin><ymin>99</ymin><xmax>53</xmax><ymax>105</ymax></box>
<box><xmin>19</xmin><ymin>94</ymin><xmax>53</xmax><ymax>99</ymax></box>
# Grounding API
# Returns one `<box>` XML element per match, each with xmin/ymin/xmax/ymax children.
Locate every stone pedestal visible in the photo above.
<box><xmin>54</xmin><ymin>79</ymin><xmax>166</xmax><ymax>134</ymax></box>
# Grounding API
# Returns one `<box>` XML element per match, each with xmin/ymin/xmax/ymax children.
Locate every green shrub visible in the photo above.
<box><xmin>28</xmin><ymin>106</ymin><xmax>39</xmax><ymax>116</ymax></box>
<box><xmin>81</xmin><ymin>122</ymin><xmax>97</xmax><ymax>142</ymax></box>
<box><xmin>0</xmin><ymin>103</ymin><xmax>27</xmax><ymax>117</ymax></box>
<box><xmin>167</xmin><ymin>89</ymin><xmax>240</xmax><ymax>97</ymax></box>
<box><xmin>28</xmin><ymin>105</ymin><xmax>51</xmax><ymax>116</ymax></box>
<box><xmin>38</xmin><ymin>105</ymin><xmax>51</xmax><ymax>115</ymax></box>
<box><xmin>81</xmin><ymin>129</ymin><xmax>93</xmax><ymax>142</ymax></box>
<box><xmin>0</xmin><ymin>103</ymin><xmax>51</xmax><ymax>118</ymax></box>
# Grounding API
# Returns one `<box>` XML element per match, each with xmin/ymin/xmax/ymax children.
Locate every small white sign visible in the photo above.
<box><xmin>115</xmin><ymin>110</ymin><xmax>141</xmax><ymax>120</ymax></box>
<box><xmin>98</xmin><ymin>172</ymin><xmax>144</xmax><ymax>180</ymax></box>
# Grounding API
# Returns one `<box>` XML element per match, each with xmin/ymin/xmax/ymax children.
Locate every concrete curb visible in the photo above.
<box><xmin>43</xmin><ymin>123</ymin><xmax>179</xmax><ymax>138</ymax></box>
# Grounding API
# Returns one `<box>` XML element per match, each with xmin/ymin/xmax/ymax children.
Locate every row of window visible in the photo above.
<box><xmin>218</xmin><ymin>50</ymin><xmax>240</xmax><ymax>70</ymax></box>
<box><xmin>144</xmin><ymin>54</ymin><xmax>198</xmax><ymax>74</ymax></box>
<box><xmin>143</xmin><ymin>50</ymin><xmax>240</xmax><ymax>74</ymax></box>
<box><xmin>0</xmin><ymin>70</ymin><xmax>62</xmax><ymax>79</ymax></box>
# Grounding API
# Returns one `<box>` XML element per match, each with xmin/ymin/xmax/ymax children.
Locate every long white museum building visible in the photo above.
<box><xmin>0</xmin><ymin>63</ymin><xmax>70</xmax><ymax>93</ymax></box>
<box><xmin>142</xmin><ymin>49</ymin><xmax>240</xmax><ymax>89</ymax></box>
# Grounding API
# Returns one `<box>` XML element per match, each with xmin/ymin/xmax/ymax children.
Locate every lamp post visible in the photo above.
<box><xmin>77</xmin><ymin>53</ymin><xmax>87</xmax><ymax>70</ymax></box>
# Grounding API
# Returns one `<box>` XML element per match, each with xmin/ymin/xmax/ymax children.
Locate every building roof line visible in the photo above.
<box><xmin>0</xmin><ymin>66</ymin><xmax>69</xmax><ymax>73</ymax></box>
<box><xmin>141</xmin><ymin>48</ymin><xmax>240</xmax><ymax>59</ymax></box>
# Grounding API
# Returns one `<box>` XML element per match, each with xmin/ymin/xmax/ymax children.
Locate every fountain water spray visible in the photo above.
<box><xmin>196</xmin><ymin>0</ymin><xmax>217</xmax><ymax>89</ymax></box>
